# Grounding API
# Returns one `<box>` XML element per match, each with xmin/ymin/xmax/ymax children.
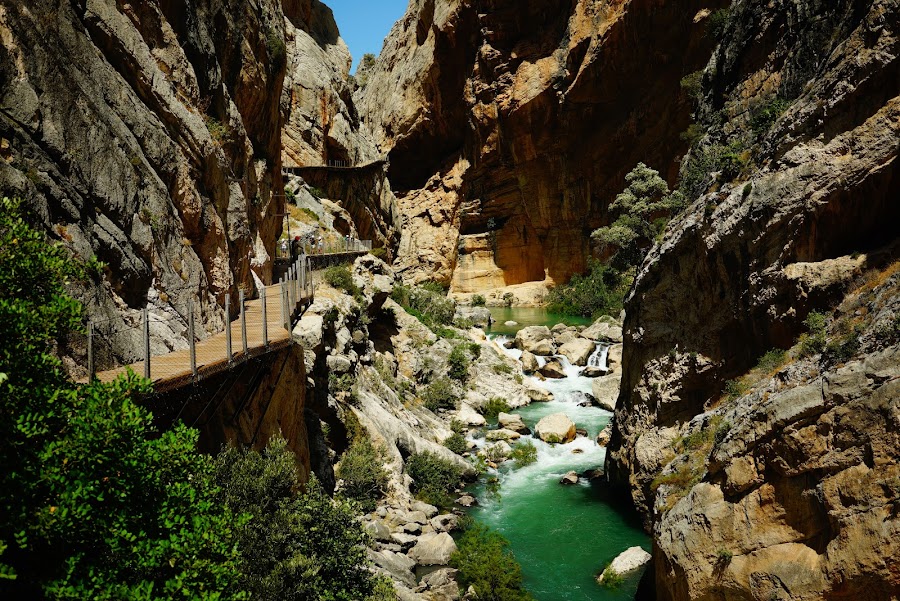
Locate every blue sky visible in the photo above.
<box><xmin>325</xmin><ymin>0</ymin><xmax>409</xmax><ymax>72</ymax></box>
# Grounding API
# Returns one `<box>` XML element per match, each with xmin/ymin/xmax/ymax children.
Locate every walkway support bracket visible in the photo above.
<box><xmin>143</xmin><ymin>307</ymin><xmax>150</xmax><ymax>380</ymax></box>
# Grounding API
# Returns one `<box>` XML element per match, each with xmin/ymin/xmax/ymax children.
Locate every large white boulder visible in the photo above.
<box><xmin>597</xmin><ymin>546</ymin><xmax>652</xmax><ymax>583</ymax></box>
<box><xmin>520</xmin><ymin>350</ymin><xmax>539</xmax><ymax>373</ymax></box>
<box><xmin>581</xmin><ymin>318</ymin><xmax>624</xmax><ymax>343</ymax></box>
<box><xmin>456</xmin><ymin>403</ymin><xmax>486</xmax><ymax>427</ymax></box>
<box><xmin>408</xmin><ymin>532</ymin><xmax>458</xmax><ymax>566</ymax></box>
<box><xmin>514</xmin><ymin>326</ymin><xmax>554</xmax><ymax>355</ymax></box>
<box><xmin>534</xmin><ymin>413</ymin><xmax>576</xmax><ymax>443</ymax></box>
<box><xmin>558</xmin><ymin>338</ymin><xmax>596</xmax><ymax>366</ymax></box>
<box><xmin>538</xmin><ymin>359</ymin><xmax>567</xmax><ymax>379</ymax></box>
<box><xmin>498</xmin><ymin>412</ymin><xmax>529</xmax><ymax>433</ymax></box>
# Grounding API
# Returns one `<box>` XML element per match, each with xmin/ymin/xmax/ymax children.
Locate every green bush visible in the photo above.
<box><xmin>599</xmin><ymin>564</ymin><xmax>625</xmax><ymax>589</ymax></box>
<box><xmin>509</xmin><ymin>441</ymin><xmax>538</xmax><ymax>467</ymax></box>
<box><xmin>546</xmin><ymin>261</ymin><xmax>627</xmax><ymax>318</ymax></box>
<box><xmin>0</xmin><ymin>198</ymin><xmax>245</xmax><ymax>597</ymax></box>
<box><xmin>755</xmin><ymin>349</ymin><xmax>786</xmax><ymax>373</ymax></box>
<box><xmin>482</xmin><ymin>397</ymin><xmax>511</xmax><ymax>421</ymax></box>
<box><xmin>750</xmin><ymin>97</ymin><xmax>791</xmax><ymax>135</ymax></box>
<box><xmin>723</xmin><ymin>378</ymin><xmax>748</xmax><ymax>401</ymax></box>
<box><xmin>421</xmin><ymin>377</ymin><xmax>458</xmax><ymax>412</ymax></box>
<box><xmin>266</xmin><ymin>31</ymin><xmax>287</xmax><ymax>70</ymax></box>
<box><xmin>798</xmin><ymin>311</ymin><xmax>828</xmax><ymax>357</ymax></box>
<box><xmin>324</xmin><ymin>265</ymin><xmax>360</xmax><ymax>296</ymax></box>
<box><xmin>680</xmin><ymin>71</ymin><xmax>703</xmax><ymax>102</ymax></box>
<box><xmin>706</xmin><ymin>8</ymin><xmax>730</xmax><ymax>39</ymax></box>
<box><xmin>405</xmin><ymin>452</ymin><xmax>463</xmax><ymax>508</ymax></box>
<box><xmin>370</xmin><ymin>247</ymin><xmax>388</xmax><ymax>261</ymax></box>
<box><xmin>336</xmin><ymin>438</ymin><xmax>389</xmax><ymax>511</ymax></box>
<box><xmin>448</xmin><ymin>344</ymin><xmax>473</xmax><ymax>381</ymax></box>
<box><xmin>492</xmin><ymin>363</ymin><xmax>513</xmax><ymax>375</ymax></box>
<box><xmin>391</xmin><ymin>283</ymin><xmax>457</xmax><ymax>332</ymax></box>
<box><xmin>443</xmin><ymin>432</ymin><xmax>467</xmax><ymax>455</ymax></box>
<box><xmin>472</xmin><ymin>294</ymin><xmax>487</xmax><ymax>307</ymax></box>
<box><xmin>823</xmin><ymin>332</ymin><xmax>860</xmax><ymax>365</ymax></box>
<box><xmin>420</xmin><ymin>280</ymin><xmax>448</xmax><ymax>295</ymax></box>
<box><xmin>679</xmin><ymin>140</ymin><xmax>749</xmax><ymax>201</ymax></box>
<box><xmin>450</xmin><ymin>524</ymin><xmax>533</xmax><ymax>600</ymax></box>
<box><xmin>215</xmin><ymin>438</ymin><xmax>385</xmax><ymax>600</ymax></box>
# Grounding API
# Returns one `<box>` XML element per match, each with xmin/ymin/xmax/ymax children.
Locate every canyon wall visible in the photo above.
<box><xmin>358</xmin><ymin>0</ymin><xmax>726</xmax><ymax>290</ymax></box>
<box><xmin>604</xmin><ymin>0</ymin><xmax>900</xmax><ymax>597</ymax></box>
<box><xmin>0</xmin><ymin>0</ymin><xmax>287</xmax><ymax>370</ymax></box>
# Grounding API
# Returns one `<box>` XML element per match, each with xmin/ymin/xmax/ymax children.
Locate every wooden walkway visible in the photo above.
<box><xmin>94</xmin><ymin>283</ymin><xmax>308</xmax><ymax>394</ymax></box>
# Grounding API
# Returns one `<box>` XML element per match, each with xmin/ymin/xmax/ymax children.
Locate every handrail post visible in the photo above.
<box><xmin>225</xmin><ymin>293</ymin><xmax>232</xmax><ymax>364</ymax></box>
<box><xmin>261</xmin><ymin>286</ymin><xmax>268</xmax><ymax>348</ymax></box>
<box><xmin>240</xmin><ymin>289</ymin><xmax>248</xmax><ymax>357</ymax></box>
<box><xmin>87</xmin><ymin>321</ymin><xmax>95</xmax><ymax>381</ymax></box>
<box><xmin>188</xmin><ymin>299</ymin><xmax>197</xmax><ymax>379</ymax></box>
<box><xmin>281</xmin><ymin>280</ymin><xmax>288</xmax><ymax>330</ymax></box>
<box><xmin>143</xmin><ymin>307</ymin><xmax>150</xmax><ymax>379</ymax></box>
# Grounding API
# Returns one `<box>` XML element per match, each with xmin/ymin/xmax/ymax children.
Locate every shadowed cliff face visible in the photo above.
<box><xmin>358</xmin><ymin>0</ymin><xmax>725</xmax><ymax>289</ymax></box>
<box><xmin>0</xmin><ymin>0</ymin><xmax>287</xmax><ymax>370</ymax></box>
<box><xmin>602</xmin><ymin>0</ymin><xmax>900</xmax><ymax>597</ymax></box>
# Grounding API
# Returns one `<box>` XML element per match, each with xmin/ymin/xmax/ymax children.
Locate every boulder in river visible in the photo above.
<box><xmin>597</xmin><ymin>546</ymin><xmax>652</xmax><ymax>583</ymax></box>
<box><xmin>596</xmin><ymin>425</ymin><xmax>612</xmax><ymax>447</ymax></box>
<box><xmin>581</xmin><ymin>318</ymin><xmax>623</xmax><ymax>343</ymax></box>
<box><xmin>607</xmin><ymin>343</ymin><xmax>623</xmax><ymax>372</ymax></box>
<box><xmin>456</xmin><ymin>306</ymin><xmax>492</xmax><ymax>328</ymax></box>
<box><xmin>456</xmin><ymin>494</ymin><xmax>477</xmax><ymax>507</ymax></box>
<box><xmin>581</xmin><ymin>365</ymin><xmax>608</xmax><ymax>378</ymax></box>
<box><xmin>485</xmin><ymin>428</ymin><xmax>521</xmax><ymax>442</ymax></box>
<box><xmin>498</xmin><ymin>412</ymin><xmax>529</xmax><ymax>433</ymax></box>
<box><xmin>515</xmin><ymin>326</ymin><xmax>554</xmax><ymax>355</ymax></box>
<box><xmin>558</xmin><ymin>338</ymin><xmax>596</xmax><ymax>366</ymax></box>
<box><xmin>504</xmin><ymin>320</ymin><xmax>518</xmax><ymax>326</ymax></box>
<box><xmin>524</xmin><ymin>383</ymin><xmax>554</xmax><ymax>402</ymax></box>
<box><xmin>520</xmin><ymin>350</ymin><xmax>539</xmax><ymax>373</ymax></box>
<box><xmin>534</xmin><ymin>413</ymin><xmax>576</xmax><ymax>443</ymax></box>
<box><xmin>560</xmin><ymin>471</ymin><xmax>579</xmax><ymax>485</ymax></box>
<box><xmin>538</xmin><ymin>359</ymin><xmax>567</xmax><ymax>379</ymax></box>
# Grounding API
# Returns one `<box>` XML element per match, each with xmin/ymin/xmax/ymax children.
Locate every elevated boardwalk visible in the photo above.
<box><xmin>89</xmin><ymin>247</ymin><xmax>370</xmax><ymax>395</ymax></box>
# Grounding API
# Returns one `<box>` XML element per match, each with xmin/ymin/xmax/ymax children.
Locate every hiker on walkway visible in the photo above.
<box><xmin>291</xmin><ymin>236</ymin><xmax>302</xmax><ymax>259</ymax></box>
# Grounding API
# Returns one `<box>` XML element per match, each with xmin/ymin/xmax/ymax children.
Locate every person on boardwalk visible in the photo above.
<box><xmin>291</xmin><ymin>236</ymin><xmax>301</xmax><ymax>259</ymax></box>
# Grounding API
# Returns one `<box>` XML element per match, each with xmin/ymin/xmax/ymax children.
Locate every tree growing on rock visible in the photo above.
<box><xmin>592</xmin><ymin>162</ymin><xmax>684</xmax><ymax>269</ymax></box>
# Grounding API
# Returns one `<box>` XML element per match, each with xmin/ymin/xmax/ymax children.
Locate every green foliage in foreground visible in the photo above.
<box><xmin>391</xmin><ymin>283</ymin><xmax>456</xmax><ymax>333</ymax></box>
<box><xmin>545</xmin><ymin>260</ymin><xmax>628</xmax><ymax>318</ymax></box>
<box><xmin>421</xmin><ymin>377</ymin><xmax>459</xmax><ymax>412</ymax></box>
<box><xmin>481</xmin><ymin>397</ymin><xmax>511</xmax><ymax>421</ymax></box>
<box><xmin>0</xmin><ymin>198</ymin><xmax>244</xmax><ymax>598</ymax></box>
<box><xmin>450</xmin><ymin>524</ymin><xmax>533</xmax><ymax>600</ymax></box>
<box><xmin>324</xmin><ymin>265</ymin><xmax>361</xmax><ymax>298</ymax></box>
<box><xmin>0</xmin><ymin>197</ymin><xmax>384</xmax><ymax>600</ymax></box>
<box><xmin>799</xmin><ymin>311</ymin><xmax>828</xmax><ymax>357</ymax></box>
<box><xmin>406</xmin><ymin>452</ymin><xmax>463</xmax><ymax>509</ymax></box>
<box><xmin>443</xmin><ymin>432</ymin><xmax>468</xmax><ymax>455</ymax></box>
<box><xmin>215</xmin><ymin>439</ymin><xmax>386</xmax><ymax>601</ymax></box>
<box><xmin>336</xmin><ymin>437</ymin><xmax>389</xmax><ymax>512</ymax></box>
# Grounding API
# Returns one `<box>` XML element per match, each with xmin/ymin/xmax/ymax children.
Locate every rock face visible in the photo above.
<box><xmin>534</xmin><ymin>413</ymin><xmax>576</xmax><ymax>444</ymax></box>
<box><xmin>603</xmin><ymin>0</ymin><xmax>900</xmax><ymax>598</ymax></box>
<box><xmin>358</xmin><ymin>0</ymin><xmax>723</xmax><ymax>289</ymax></box>
<box><xmin>0</xmin><ymin>0</ymin><xmax>292</xmax><ymax>370</ymax></box>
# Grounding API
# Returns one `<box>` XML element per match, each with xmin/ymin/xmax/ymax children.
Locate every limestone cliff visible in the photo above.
<box><xmin>358</xmin><ymin>0</ymin><xmax>725</xmax><ymax>290</ymax></box>
<box><xmin>0</xmin><ymin>0</ymin><xmax>287</xmax><ymax>371</ymax></box>
<box><xmin>603</xmin><ymin>0</ymin><xmax>900</xmax><ymax>597</ymax></box>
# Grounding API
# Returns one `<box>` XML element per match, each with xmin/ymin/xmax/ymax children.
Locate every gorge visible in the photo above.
<box><xmin>1</xmin><ymin>0</ymin><xmax>898</xmax><ymax>600</ymax></box>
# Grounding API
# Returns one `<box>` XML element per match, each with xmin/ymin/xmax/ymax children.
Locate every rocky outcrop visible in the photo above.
<box><xmin>598</xmin><ymin>546</ymin><xmax>651</xmax><ymax>583</ymax></box>
<box><xmin>0</xmin><ymin>0</ymin><xmax>290</xmax><ymax>371</ymax></box>
<box><xmin>359</xmin><ymin>0</ymin><xmax>725</xmax><ymax>290</ymax></box>
<box><xmin>604</xmin><ymin>0</ymin><xmax>900</xmax><ymax>597</ymax></box>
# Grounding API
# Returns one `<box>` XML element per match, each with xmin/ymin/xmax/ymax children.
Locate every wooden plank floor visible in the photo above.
<box><xmin>94</xmin><ymin>283</ymin><xmax>308</xmax><ymax>392</ymax></box>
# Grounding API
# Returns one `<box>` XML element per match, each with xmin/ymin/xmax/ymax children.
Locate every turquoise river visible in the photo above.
<box><xmin>465</xmin><ymin>308</ymin><xmax>650</xmax><ymax>600</ymax></box>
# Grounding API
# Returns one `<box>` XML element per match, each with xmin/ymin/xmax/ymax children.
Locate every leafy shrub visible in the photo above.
<box><xmin>324</xmin><ymin>265</ymin><xmax>360</xmax><ymax>296</ymax></box>
<box><xmin>420</xmin><ymin>280</ymin><xmax>449</xmax><ymax>295</ymax></box>
<box><xmin>336</xmin><ymin>438</ymin><xmax>389</xmax><ymax>511</ymax></box>
<box><xmin>308</xmin><ymin>186</ymin><xmax>326</xmax><ymax>199</ymax></box>
<box><xmin>448</xmin><ymin>345</ymin><xmax>471</xmax><ymax>381</ymax></box>
<box><xmin>798</xmin><ymin>311</ymin><xmax>827</xmax><ymax>357</ymax></box>
<box><xmin>472</xmin><ymin>294</ymin><xmax>487</xmax><ymax>307</ymax></box>
<box><xmin>723</xmin><ymin>378</ymin><xmax>748</xmax><ymax>401</ymax></box>
<box><xmin>266</xmin><ymin>31</ymin><xmax>287</xmax><ymax>70</ymax></box>
<box><xmin>329</xmin><ymin>372</ymin><xmax>354</xmax><ymax>394</ymax></box>
<box><xmin>755</xmin><ymin>349</ymin><xmax>786</xmax><ymax>373</ymax></box>
<box><xmin>715</xmin><ymin>548</ymin><xmax>734</xmax><ymax>566</ymax></box>
<box><xmin>391</xmin><ymin>283</ymin><xmax>457</xmax><ymax>332</ymax></box>
<box><xmin>501</xmin><ymin>292</ymin><xmax>516</xmax><ymax>307</ymax></box>
<box><xmin>492</xmin><ymin>363</ymin><xmax>513</xmax><ymax>375</ymax></box>
<box><xmin>679</xmin><ymin>140</ymin><xmax>749</xmax><ymax>201</ymax></box>
<box><xmin>444</xmin><ymin>432</ymin><xmax>468</xmax><ymax>455</ymax></box>
<box><xmin>706</xmin><ymin>8</ymin><xmax>731</xmax><ymax>39</ymax></box>
<box><xmin>450</xmin><ymin>524</ymin><xmax>533</xmax><ymax>600</ymax></box>
<box><xmin>750</xmin><ymin>97</ymin><xmax>791</xmax><ymax>135</ymax></box>
<box><xmin>481</xmin><ymin>397</ymin><xmax>511</xmax><ymax>421</ymax></box>
<box><xmin>421</xmin><ymin>377</ymin><xmax>458</xmax><ymax>412</ymax></box>
<box><xmin>546</xmin><ymin>260</ymin><xmax>627</xmax><ymax>318</ymax></box>
<box><xmin>680</xmin><ymin>70</ymin><xmax>703</xmax><ymax>102</ymax></box>
<box><xmin>823</xmin><ymin>332</ymin><xmax>860</xmax><ymax>365</ymax></box>
<box><xmin>680</xmin><ymin>123</ymin><xmax>705</xmax><ymax>147</ymax></box>
<box><xmin>0</xmin><ymin>198</ymin><xmax>246</xmax><ymax>597</ymax></box>
<box><xmin>370</xmin><ymin>247</ymin><xmax>388</xmax><ymax>260</ymax></box>
<box><xmin>509</xmin><ymin>441</ymin><xmax>538</xmax><ymax>467</ymax></box>
<box><xmin>406</xmin><ymin>452</ymin><xmax>463</xmax><ymax>508</ymax></box>
<box><xmin>599</xmin><ymin>564</ymin><xmax>624</xmax><ymax>589</ymax></box>
<box><xmin>215</xmin><ymin>438</ymin><xmax>385</xmax><ymax>600</ymax></box>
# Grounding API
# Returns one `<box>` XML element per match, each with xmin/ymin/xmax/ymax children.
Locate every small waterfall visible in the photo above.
<box><xmin>587</xmin><ymin>343</ymin><xmax>609</xmax><ymax>369</ymax></box>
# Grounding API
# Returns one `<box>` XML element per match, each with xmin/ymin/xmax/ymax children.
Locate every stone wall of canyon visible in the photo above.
<box><xmin>358</xmin><ymin>0</ymin><xmax>727</xmax><ymax>291</ymax></box>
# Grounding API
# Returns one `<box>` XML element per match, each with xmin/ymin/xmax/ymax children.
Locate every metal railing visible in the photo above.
<box><xmin>275</xmin><ymin>237</ymin><xmax>372</xmax><ymax>259</ymax></box>
<box><xmin>84</xmin><ymin>254</ymin><xmax>318</xmax><ymax>387</ymax></box>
